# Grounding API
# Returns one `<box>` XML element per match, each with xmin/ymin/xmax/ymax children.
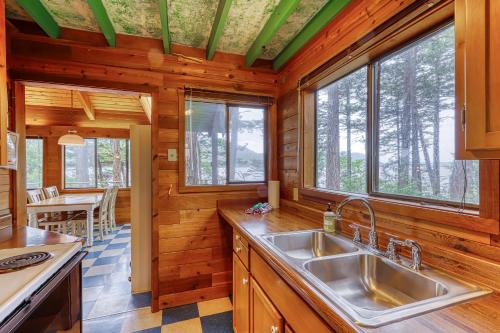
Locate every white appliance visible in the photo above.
<box><xmin>0</xmin><ymin>242</ymin><xmax>82</xmax><ymax>324</ymax></box>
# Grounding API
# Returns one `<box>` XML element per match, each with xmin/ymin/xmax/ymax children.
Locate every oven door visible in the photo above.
<box><xmin>0</xmin><ymin>252</ymin><xmax>86</xmax><ymax>333</ymax></box>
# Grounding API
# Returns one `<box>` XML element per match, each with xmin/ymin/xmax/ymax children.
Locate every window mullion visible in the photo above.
<box><xmin>94</xmin><ymin>138</ymin><xmax>98</xmax><ymax>188</ymax></box>
<box><xmin>225</xmin><ymin>104</ymin><xmax>230</xmax><ymax>185</ymax></box>
<box><xmin>367</xmin><ymin>63</ymin><xmax>375</xmax><ymax>195</ymax></box>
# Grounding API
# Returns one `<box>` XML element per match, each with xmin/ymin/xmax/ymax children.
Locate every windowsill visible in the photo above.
<box><xmin>178</xmin><ymin>183</ymin><xmax>267</xmax><ymax>194</ymax></box>
<box><xmin>61</xmin><ymin>188</ymin><xmax>131</xmax><ymax>193</ymax></box>
<box><xmin>299</xmin><ymin>187</ymin><xmax>498</xmax><ymax>234</ymax></box>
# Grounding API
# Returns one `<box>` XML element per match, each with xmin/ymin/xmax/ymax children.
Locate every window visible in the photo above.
<box><xmin>316</xmin><ymin>67</ymin><xmax>368</xmax><ymax>194</ymax></box>
<box><xmin>26</xmin><ymin>138</ymin><xmax>43</xmax><ymax>189</ymax></box>
<box><xmin>313</xmin><ymin>23</ymin><xmax>479</xmax><ymax>206</ymax></box>
<box><xmin>185</xmin><ymin>100</ymin><xmax>266</xmax><ymax>186</ymax></box>
<box><xmin>64</xmin><ymin>138</ymin><xmax>130</xmax><ymax>189</ymax></box>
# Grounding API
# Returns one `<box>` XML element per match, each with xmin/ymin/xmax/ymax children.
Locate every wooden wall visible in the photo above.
<box><xmin>26</xmin><ymin>125</ymin><xmax>131</xmax><ymax>224</ymax></box>
<box><xmin>7</xmin><ymin>27</ymin><xmax>278</xmax><ymax>311</ymax></box>
<box><xmin>276</xmin><ymin>0</ymin><xmax>500</xmax><ymax>290</ymax></box>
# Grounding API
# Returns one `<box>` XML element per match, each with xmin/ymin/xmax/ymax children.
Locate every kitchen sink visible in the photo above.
<box><xmin>259</xmin><ymin>230</ymin><xmax>491</xmax><ymax>327</ymax></box>
<box><xmin>304</xmin><ymin>254</ymin><xmax>447</xmax><ymax>311</ymax></box>
<box><xmin>261</xmin><ymin>230</ymin><xmax>358</xmax><ymax>260</ymax></box>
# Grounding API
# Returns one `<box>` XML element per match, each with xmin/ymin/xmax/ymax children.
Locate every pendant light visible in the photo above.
<box><xmin>58</xmin><ymin>91</ymin><xmax>85</xmax><ymax>146</ymax></box>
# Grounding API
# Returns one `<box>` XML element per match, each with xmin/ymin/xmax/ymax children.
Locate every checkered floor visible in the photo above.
<box><xmin>82</xmin><ymin>224</ymin><xmax>234</xmax><ymax>333</ymax></box>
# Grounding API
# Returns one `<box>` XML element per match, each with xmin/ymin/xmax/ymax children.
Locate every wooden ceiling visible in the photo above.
<box><xmin>24</xmin><ymin>85</ymin><xmax>150</xmax><ymax>129</ymax></box>
<box><xmin>5</xmin><ymin>0</ymin><xmax>352</xmax><ymax>69</ymax></box>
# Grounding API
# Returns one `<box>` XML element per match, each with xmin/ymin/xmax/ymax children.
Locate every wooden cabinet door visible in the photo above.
<box><xmin>250</xmin><ymin>277</ymin><xmax>284</xmax><ymax>333</ymax></box>
<box><xmin>233</xmin><ymin>253</ymin><xmax>249</xmax><ymax>333</ymax></box>
<box><xmin>456</xmin><ymin>0</ymin><xmax>500</xmax><ymax>157</ymax></box>
<box><xmin>285</xmin><ymin>324</ymin><xmax>294</xmax><ymax>333</ymax></box>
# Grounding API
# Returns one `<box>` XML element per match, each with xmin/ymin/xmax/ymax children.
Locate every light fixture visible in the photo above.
<box><xmin>58</xmin><ymin>91</ymin><xmax>85</xmax><ymax>146</ymax></box>
<box><xmin>58</xmin><ymin>130</ymin><xmax>85</xmax><ymax>146</ymax></box>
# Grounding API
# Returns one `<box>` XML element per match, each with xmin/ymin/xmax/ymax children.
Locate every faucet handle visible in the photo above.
<box><xmin>348</xmin><ymin>224</ymin><xmax>362</xmax><ymax>243</ymax></box>
<box><xmin>385</xmin><ymin>237</ymin><xmax>403</xmax><ymax>261</ymax></box>
<box><xmin>404</xmin><ymin>239</ymin><xmax>422</xmax><ymax>271</ymax></box>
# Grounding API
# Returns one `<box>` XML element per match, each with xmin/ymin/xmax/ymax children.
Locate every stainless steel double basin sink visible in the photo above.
<box><xmin>260</xmin><ymin>230</ymin><xmax>491</xmax><ymax>327</ymax></box>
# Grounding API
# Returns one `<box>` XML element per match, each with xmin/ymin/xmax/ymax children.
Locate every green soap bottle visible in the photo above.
<box><xmin>323</xmin><ymin>202</ymin><xmax>336</xmax><ymax>233</ymax></box>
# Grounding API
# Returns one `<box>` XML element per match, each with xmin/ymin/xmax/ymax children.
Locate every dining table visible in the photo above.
<box><xmin>26</xmin><ymin>193</ymin><xmax>103</xmax><ymax>246</ymax></box>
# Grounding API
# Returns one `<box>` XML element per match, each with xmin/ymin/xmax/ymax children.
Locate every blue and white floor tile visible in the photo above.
<box><xmin>82</xmin><ymin>224</ymin><xmax>233</xmax><ymax>333</ymax></box>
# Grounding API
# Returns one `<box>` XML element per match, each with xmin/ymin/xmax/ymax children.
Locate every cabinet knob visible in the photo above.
<box><xmin>235</xmin><ymin>247</ymin><xmax>242</xmax><ymax>253</ymax></box>
<box><xmin>242</xmin><ymin>278</ymin><xmax>248</xmax><ymax>285</ymax></box>
<box><xmin>271</xmin><ymin>326</ymin><xmax>279</xmax><ymax>333</ymax></box>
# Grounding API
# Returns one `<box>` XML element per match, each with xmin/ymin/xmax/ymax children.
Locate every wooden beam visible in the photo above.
<box><xmin>245</xmin><ymin>0</ymin><xmax>300</xmax><ymax>67</ymax></box>
<box><xmin>139</xmin><ymin>95</ymin><xmax>152</xmax><ymax>123</ymax></box>
<box><xmin>87</xmin><ymin>0</ymin><xmax>116</xmax><ymax>47</ymax></box>
<box><xmin>75</xmin><ymin>91</ymin><xmax>95</xmax><ymax>120</ymax></box>
<box><xmin>206</xmin><ymin>0</ymin><xmax>233</xmax><ymax>60</ymax></box>
<box><xmin>273</xmin><ymin>0</ymin><xmax>352</xmax><ymax>70</ymax></box>
<box><xmin>16</xmin><ymin>0</ymin><xmax>60</xmax><ymax>38</ymax></box>
<box><xmin>159</xmin><ymin>0</ymin><xmax>171</xmax><ymax>53</ymax></box>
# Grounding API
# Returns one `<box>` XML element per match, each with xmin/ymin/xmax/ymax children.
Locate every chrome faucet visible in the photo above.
<box><xmin>335</xmin><ymin>196</ymin><xmax>378</xmax><ymax>251</ymax></box>
<box><xmin>386</xmin><ymin>237</ymin><xmax>423</xmax><ymax>271</ymax></box>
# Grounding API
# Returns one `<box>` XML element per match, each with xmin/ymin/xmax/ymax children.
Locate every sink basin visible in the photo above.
<box><xmin>260</xmin><ymin>230</ymin><xmax>491</xmax><ymax>327</ymax></box>
<box><xmin>304</xmin><ymin>254</ymin><xmax>447</xmax><ymax>311</ymax></box>
<box><xmin>262</xmin><ymin>230</ymin><xmax>358</xmax><ymax>260</ymax></box>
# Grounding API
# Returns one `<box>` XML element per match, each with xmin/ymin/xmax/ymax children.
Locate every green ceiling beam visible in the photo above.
<box><xmin>206</xmin><ymin>0</ymin><xmax>233</xmax><ymax>60</ymax></box>
<box><xmin>159</xmin><ymin>0</ymin><xmax>171</xmax><ymax>53</ymax></box>
<box><xmin>273</xmin><ymin>0</ymin><xmax>351</xmax><ymax>70</ymax></box>
<box><xmin>87</xmin><ymin>0</ymin><xmax>116</xmax><ymax>47</ymax></box>
<box><xmin>245</xmin><ymin>0</ymin><xmax>300</xmax><ymax>67</ymax></box>
<box><xmin>16</xmin><ymin>0</ymin><xmax>60</xmax><ymax>38</ymax></box>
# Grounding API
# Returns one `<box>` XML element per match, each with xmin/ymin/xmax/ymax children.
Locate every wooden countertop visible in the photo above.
<box><xmin>219</xmin><ymin>204</ymin><xmax>500</xmax><ymax>333</ymax></box>
<box><xmin>0</xmin><ymin>226</ymin><xmax>82</xmax><ymax>250</ymax></box>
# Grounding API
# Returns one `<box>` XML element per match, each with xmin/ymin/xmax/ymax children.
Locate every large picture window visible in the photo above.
<box><xmin>185</xmin><ymin>100</ymin><xmax>266</xmax><ymax>186</ymax></box>
<box><xmin>64</xmin><ymin>138</ymin><xmax>130</xmax><ymax>189</ymax></box>
<box><xmin>313</xmin><ymin>23</ymin><xmax>479</xmax><ymax>206</ymax></box>
<box><xmin>26</xmin><ymin>137</ymin><xmax>43</xmax><ymax>189</ymax></box>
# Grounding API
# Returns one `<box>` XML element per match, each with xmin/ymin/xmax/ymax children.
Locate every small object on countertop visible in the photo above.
<box><xmin>324</xmin><ymin>202</ymin><xmax>336</xmax><ymax>233</ymax></box>
<box><xmin>245</xmin><ymin>202</ymin><xmax>272</xmax><ymax>215</ymax></box>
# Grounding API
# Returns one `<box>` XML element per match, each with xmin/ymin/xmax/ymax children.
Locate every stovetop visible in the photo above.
<box><xmin>0</xmin><ymin>242</ymin><xmax>82</xmax><ymax>323</ymax></box>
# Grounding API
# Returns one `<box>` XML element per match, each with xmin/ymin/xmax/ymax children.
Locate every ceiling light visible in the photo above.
<box><xmin>58</xmin><ymin>130</ymin><xmax>85</xmax><ymax>146</ymax></box>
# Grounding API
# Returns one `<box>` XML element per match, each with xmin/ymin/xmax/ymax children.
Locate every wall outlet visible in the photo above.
<box><xmin>167</xmin><ymin>149</ymin><xmax>177</xmax><ymax>161</ymax></box>
<box><xmin>293</xmin><ymin>187</ymin><xmax>299</xmax><ymax>201</ymax></box>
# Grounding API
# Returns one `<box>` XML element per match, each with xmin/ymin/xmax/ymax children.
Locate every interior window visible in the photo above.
<box><xmin>185</xmin><ymin>100</ymin><xmax>266</xmax><ymax>186</ymax></box>
<box><xmin>315</xmin><ymin>66</ymin><xmax>368</xmax><ymax>194</ymax></box>
<box><xmin>26</xmin><ymin>138</ymin><xmax>43</xmax><ymax>189</ymax></box>
<box><xmin>64</xmin><ymin>138</ymin><xmax>131</xmax><ymax>189</ymax></box>
<box><xmin>374</xmin><ymin>24</ymin><xmax>479</xmax><ymax>204</ymax></box>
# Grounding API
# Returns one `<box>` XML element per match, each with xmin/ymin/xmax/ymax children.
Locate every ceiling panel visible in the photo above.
<box><xmin>262</xmin><ymin>0</ymin><xmax>328</xmax><ymax>59</ymax></box>
<box><xmin>167</xmin><ymin>0</ymin><xmax>218</xmax><ymax>49</ymax></box>
<box><xmin>216</xmin><ymin>0</ymin><xmax>280</xmax><ymax>55</ymax></box>
<box><xmin>102</xmin><ymin>0</ymin><xmax>162</xmax><ymax>38</ymax></box>
<box><xmin>41</xmin><ymin>0</ymin><xmax>100</xmax><ymax>32</ymax></box>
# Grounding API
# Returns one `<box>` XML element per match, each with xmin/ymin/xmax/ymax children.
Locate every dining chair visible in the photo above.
<box><xmin>26</xmin><ymin>189</ymin><xmax>82</xmax><ymax>234</ymax></box>
<box><xmin>43</xmin><ymin>186</ymin><xmax>60</xmax><ymax>198</ymax></box>
<box><xmin>108</xmin><ymin>187</ymin><xmax>119</xmax><ymax>232</ymax></box>
<box><xmin>94</xmin><ymin>188</ymin><xmax>113</xmax><ymax>240</ymax></box>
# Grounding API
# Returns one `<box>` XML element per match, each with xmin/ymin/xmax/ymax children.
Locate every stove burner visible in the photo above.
<box><xmin>0</xmin><ymin>252</ymin><xmax>53</xmax><ymax>273</ymax></box>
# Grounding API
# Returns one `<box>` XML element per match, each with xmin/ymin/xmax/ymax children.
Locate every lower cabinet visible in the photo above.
<box><xmin>233</xmin><ymin>253</ymin><xmax>249</xmax><ymax>333</ymax></box>
<box><xmin>232</xmin><ymin>230</ymin><xmax>334</xmax><ymax>333</ymax></box>
<box><xmin>250</xmin><ymin>277</ymin><xmax>283</xmax><ymax>333</ymax></box>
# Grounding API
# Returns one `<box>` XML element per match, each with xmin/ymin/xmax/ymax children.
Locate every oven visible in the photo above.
<box><xmin>0</xmin><ymin>251</ymin><xmax>86</xmax><ymax>333</ymax></box>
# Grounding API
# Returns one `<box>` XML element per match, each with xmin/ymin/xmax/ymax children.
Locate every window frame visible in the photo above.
<box><xmin>179</xmin><ymin>89</ymin><xmax>270</xmax><ymax>193</ymax></box>
<box><xmin>63</xmin><ymin>137</ymin><xmax>131</xmax><ymax>190</ymax></box>
<box><xmin>309</xmin><ymin>21</ymin><xmax>479</xmax><ymax>209</ymax></box>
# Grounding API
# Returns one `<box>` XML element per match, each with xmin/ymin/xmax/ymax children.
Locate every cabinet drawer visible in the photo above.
<box><xmin>233</xmin><ymin>231</ymin><xmax>249</xmax><ymax>269</ymax></box>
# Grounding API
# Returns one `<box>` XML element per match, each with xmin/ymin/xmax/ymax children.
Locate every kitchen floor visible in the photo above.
<box><xmin>81</xmin><ymin>224</ymin><xmax>234</xmax><ymax>333</ymax></box>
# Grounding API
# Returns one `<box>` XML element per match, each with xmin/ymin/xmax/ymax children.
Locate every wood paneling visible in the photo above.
<box><xmin>0</xmin><ymin>0</ymin><xmax>8</xmax><ymax>166</ymax></box>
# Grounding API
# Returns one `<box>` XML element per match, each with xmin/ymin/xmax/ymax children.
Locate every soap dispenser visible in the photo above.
<box><xmin>323</xmin><ymin>203</ymin><xmax>336</xmax><ymax>233</ymax></box>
